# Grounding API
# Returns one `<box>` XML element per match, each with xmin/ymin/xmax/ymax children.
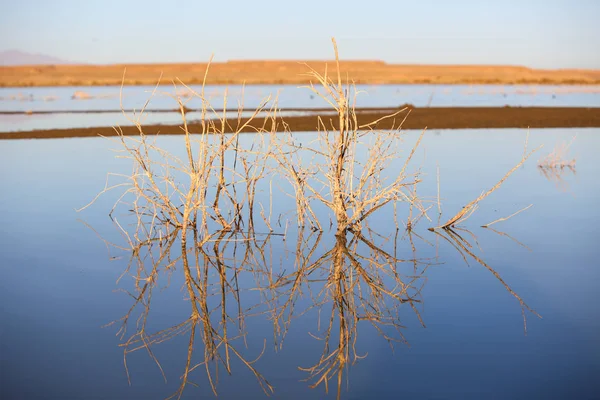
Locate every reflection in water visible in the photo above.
<box><xmin>433</xmin><ymin>228</ymin><xmax>540</xmax><ymax>333</ymax></box>
<box><xmin>264</xmin><ymin>228</ymin><xmax>428</xmax><ymax>399</ymax></box>
<box><xmin>538</xmin><ymin>163</ymin><xmax>577</xmax><ymax>192</ymax></box>
<box><xmin>482</xmin><ymin>226</ymin><xmax>532</xmax><ymax>252</ymax></box>
<box><xmin>537</xmin><ymin>136</ymin><xmax>577</xmax><ymax>192</ymax></box>
<box><xmin>107</xmin><ymin>226</ymin><xmax>277</xmax><ymax>398</ymax></box>
<box><xmin>91</xmin><ymin>217</ymin><xmax>540</xmax><ymax>399</ymax></box>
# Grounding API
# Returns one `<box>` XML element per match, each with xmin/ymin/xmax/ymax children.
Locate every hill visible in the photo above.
<box><xmin>0</xmin><ymin>50</ymin><xmax>73</xmax><ymax>66</ymax></box>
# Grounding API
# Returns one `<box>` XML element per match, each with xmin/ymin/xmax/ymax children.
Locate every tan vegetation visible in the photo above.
<box><xmin>79</xmin><ymin>38</ymin><xmax>541</xmax><ymax>399</ymax></box>
<box><xmin>269</xmin><ymin>40</ymin><xmax>427</xmax><ymax>236</ymax></box>
<box><xmin>2</xmin><ymin>60</ymin><xmax>600</xmax><ymax>87</ymax></box>
<box><xmin>79</xmin><ymin>64</ymin><xmax>280</xmax><ymax>398</ymax></box>
<box><xmin>481</xmin><ymin>204</ymin><xmax>533</xmax><ymax>228</ymax></box>
<box><xmin>433</xmin><ymin>134</ymin><xmax>540</xmax><ymax>230</ymax></box>
<box><xmin>537</xmin><ymin>137</ymin><xmax>577</xmax><ymax>192</ymax></box>
<box><xmin>538</xmin><ymin>136</ymin><xmax>577</xmax><ymax>170</ymax></box>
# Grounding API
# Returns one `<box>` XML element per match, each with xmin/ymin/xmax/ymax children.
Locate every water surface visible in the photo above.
<box><xmin>2</xmin><ymin>84</ymin><xmax>600</xmax><ymax>112</ymax></box>
<box><xmin>2</xmin><ymin>84</ymin><xmax>599</xmax><ymax>133</ymax></box>
<box><xmin>0</xmin><ymin>128</ymin><xmax>598</xmax><ymax>399</ymax></box>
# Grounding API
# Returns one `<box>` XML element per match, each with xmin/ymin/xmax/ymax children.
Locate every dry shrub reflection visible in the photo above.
<box><xmin>260</xmin><ymin>227</ymin><xmax>430</xmax><ymax>399</ymax></box>
<box><xmin>433</xmin><ymin>227</ymin><xmax>540</xmax><ymax>333</ymax></box>
<box><xmin>104</xmin><ymin>226</ymin><xmax>277</xmax><ymax>398</ymax></box>
<box><xmin>94</xmin><ymin>220</ymin><xmax>540</xmax><ymax>400</ymax></box>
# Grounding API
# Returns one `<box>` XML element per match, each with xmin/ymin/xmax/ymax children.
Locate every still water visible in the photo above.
<box><xmin>0</xmin><ymin>128</ymin><xmax>599</xmax><ymax>399</ymax></box>
<box><xmin>2</xmin><ymin>85</ymin><xmax>600</xmax><ymax>112</ymax></box>
<box><xmin>1</xmin><ymin>84</ymin><xmax>600</xmax><ymax>133</ymax></box>
<box><xmin>0</xmin><ymin>110</ymin><xmax>334</xmax><ymax>133</ymax></box>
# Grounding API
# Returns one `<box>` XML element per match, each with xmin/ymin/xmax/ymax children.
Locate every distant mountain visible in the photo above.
<box><xmin>0</xmin><ymin>50</ymin><xmax>74</xmax><ymax>66</ymax></box>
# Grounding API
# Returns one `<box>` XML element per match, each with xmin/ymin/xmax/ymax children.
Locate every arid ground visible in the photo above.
<box><xmin>3</xmin><ymin>106</ymin><xmax>599</xmax><ymax>140</ymax></box>
<box><xmin>2</xmin><ymin>61</ymin><xmax>600</xmax><ymax>87</ymax></box>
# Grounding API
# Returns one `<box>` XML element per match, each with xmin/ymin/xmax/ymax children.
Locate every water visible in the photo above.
<box><xmin>0</xmin><ymin>110</ymin><xmax>332</xmax><ymax>132</ymax></box>
<box><xmin>0</xmin><ymin>128</ymin><xmax>599</xmax><ymax>399</ymax></box>
<box><xmin>2</xmin><ymin>85</ymin><xmax>600</xmax><ymax>112</ymax></box>
<box><xmin>1</xmin><ymin>84</ymin><xmax>599</xmax><ymax>133</ymax></box>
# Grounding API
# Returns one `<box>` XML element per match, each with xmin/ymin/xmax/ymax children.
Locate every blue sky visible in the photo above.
<box><xmin>1</xmin><ymin>0</ymin><xmax>599</xmax><ymax>68</ymax></box>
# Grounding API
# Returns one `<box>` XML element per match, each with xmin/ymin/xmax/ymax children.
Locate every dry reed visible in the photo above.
<box><xmin>258</xmin><ymin>228</ymin><xmax>428</xmax><ymax>400</ymax></box>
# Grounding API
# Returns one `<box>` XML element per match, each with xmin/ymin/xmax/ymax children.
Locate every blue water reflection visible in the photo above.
<box><xmin>1</xmin><ymin>84</ymin><xmax>599</xmax><ymax>112</ymax></box>
<box><xmin>0</xmin><ymin>128</ymin><xmax>598</xmax><ymax>399</ymax></box>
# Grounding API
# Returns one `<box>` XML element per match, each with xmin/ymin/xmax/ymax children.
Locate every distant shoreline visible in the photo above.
<box><xmin>2</xmin><ymin>106</ymin><xmax>599</xmax><ymax>140</ymax></box>
<box><xmin>2</xmin><ymin>61</ymin><xmax>600</xmax><ymax>87</ymax></box>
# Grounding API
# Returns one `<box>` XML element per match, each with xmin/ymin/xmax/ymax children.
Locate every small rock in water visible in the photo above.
<box><xmin>72</xmin><ymin>91</ymin><xmax>93</xmax><ymax>100</ymax></box>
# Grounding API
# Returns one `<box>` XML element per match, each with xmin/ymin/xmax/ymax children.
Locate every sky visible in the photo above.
<box><xmin>0</xmin><ymin>0</ymin><xmax>599</xmax><ymax>68</ymax></box>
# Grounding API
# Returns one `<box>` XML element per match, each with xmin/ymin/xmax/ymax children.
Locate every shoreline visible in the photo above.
<box><xmin>2</xmin><ymin>106</ymin><xmax>599</xmax><ymax>140</ymax></box>
<box><xmin>3</xmin><ymin>81</ymin><xmax>600</xmax><ymax>88</ymax></box>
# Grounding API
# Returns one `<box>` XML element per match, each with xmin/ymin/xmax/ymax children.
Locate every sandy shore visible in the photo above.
<box><xmin>2</xmin><ymin>61</ymin><xmax>600</xmax><ymax>87</ymax></box>
<box><xmin>2</xmin><ymin>106</ymin><xmax>599</xmax><ymax>140</ymax></box>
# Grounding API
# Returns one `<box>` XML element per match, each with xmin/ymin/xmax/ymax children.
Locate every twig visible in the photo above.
<box><xmin>481</xmin><ymin>204</ymin><xmax>533</xmax><ymax>228</ymax></box>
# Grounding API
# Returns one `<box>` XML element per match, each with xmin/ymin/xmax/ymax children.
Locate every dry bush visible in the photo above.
<box><xmin>537</xmin><ymin>136</ymin><xmax>577</xmax><ymax>170</ymax></box>
<box><xmin>78</xmin><ymin>61</ymin><xmax>281</xmax><ymax>398</ymax></box>
<box><xmin>78</xmin><ymin>62</ymin><xmax>280</xmax><ymax>242</ymax></box>
<box><xmin>536</xmin><ymin>136</ymin><xmax>577</xmax><ymax>192</ymax></box>
<box><xmin>270</xmin><ymin>39</ymin><xmax>428</xmax><ymax>236</ymax></box>
<box><xmin>79</xmin><ymin>37</ymin><xmax>542</xmax><ymax>400</ymax></box>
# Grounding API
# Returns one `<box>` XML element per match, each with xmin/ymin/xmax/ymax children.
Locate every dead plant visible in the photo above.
<box><xmin>434</xmin><ymin>133</ymin><xmax>540</xmax><ymax>229</ymax></box>
<box><xmin>270</xmin><ymin>38</ymin><xmax>427</xmax><ymax>236</ymax></box>
<box><xmin>537</xmin><ymin>136</ymin><xmax>577</xmax><ymax>170</ymax></box>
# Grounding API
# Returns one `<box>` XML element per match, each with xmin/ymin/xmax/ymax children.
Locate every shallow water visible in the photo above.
<box><xmin>1</xmin><ymin>84</ymin><xmax>599</xmax><ymax>133</ymax></box>
<box><xmin>0</xmin><ymin>128</ymin><xmax>599</xmax><ymax>399</ymax></box>
<box><xmin>1</xmin><ymin>84</ymin><xmax>600</xmax><ymax>112</ymax></box>
<box><xmin>0</xmin><ymin>110</ymin><xmax>333</xmax><ymax>133</ymax></box>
